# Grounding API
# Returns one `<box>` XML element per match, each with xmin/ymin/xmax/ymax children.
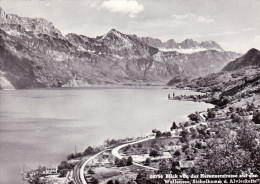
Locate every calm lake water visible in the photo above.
<box><xmin>0</xmin><ymin>87</ymin><xmax>214</xmax><ymax>184</ymax></box>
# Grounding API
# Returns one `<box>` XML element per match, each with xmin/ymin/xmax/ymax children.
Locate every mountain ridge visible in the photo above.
<box><xmin>222</xmin><ymin>48</ymin><xmax>260</xmax><ymax>71</ymax></box>
<box><xmin>0</xmin><ymin>7</ymin><xmax>241</xmax><ymax>89</ymax></box>
<box><xmin>140</xmin><ymin>37</ymin><xmax>224</xmax><ymax>53</ymax></box>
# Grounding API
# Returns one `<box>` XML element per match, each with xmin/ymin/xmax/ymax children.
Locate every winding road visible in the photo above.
<box><xmin>111</xmin><ymin>136</ymin><xmax>159</xmax><ymax>171</ymax></box>
<box><xmin>73</xmin><ymin>122</ymin><xmax>207</xmax><ymax>184</ymax></box>
<box><xmin>73</xmin><ymin>150</ymin><xmax>107</xmax><ymax>184</ymax></box>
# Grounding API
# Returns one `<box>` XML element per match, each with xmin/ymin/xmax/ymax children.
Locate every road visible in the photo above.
<box><xmin>111</xmin><ymin>136</ymin><xmax>159</xmax><ymax>171</ymax></box>
<box><xmin>73</xmin><ymin>122</ymin><xmax>208</xmax><ymax>183</ymax></box>
<box><xmin>111</xmin><ymin>121</ymin><xmax>208</xmax><ymax>171</ymax></box>
<box><xmin>73</xmin><ymin>150</ymin><xmax>107</xmax><ymax>184</ymax></box>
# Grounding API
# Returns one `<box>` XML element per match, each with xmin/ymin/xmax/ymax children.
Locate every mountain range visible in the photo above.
<box><xmin>0</xmin><ymin>7</ymin><xmax>241</xmax><ymax>89</ymax></box>
<box><xmin>169</xmin><ymin>48</ymin><xmax>260</xmax><ymax>99</ymax></box>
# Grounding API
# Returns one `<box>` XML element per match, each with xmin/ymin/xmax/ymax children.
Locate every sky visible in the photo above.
<box><xmin>1</xmin><ymin>0</ymin><xmax>260</xmax><ymax>53</ymax></box>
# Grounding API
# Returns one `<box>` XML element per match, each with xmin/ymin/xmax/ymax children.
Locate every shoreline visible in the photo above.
<box><xmin>22</xmin><ymin>91</ymin><xmax>214</xmax><ymax>184</ymax></box>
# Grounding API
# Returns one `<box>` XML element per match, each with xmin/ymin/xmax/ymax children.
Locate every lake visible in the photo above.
<box><xmin>0</xmin><ymin>87</ymin><xmax>214</xmax><ymax>184</ymax></box>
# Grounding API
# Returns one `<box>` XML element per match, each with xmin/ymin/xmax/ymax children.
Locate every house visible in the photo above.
<box><xmin>102</xmin><ymin>152</ymin><xmax>110</xmax><ymax>159</ymax></box>
<box><xmin>177</xmin><ymin>161</ymin><xmax>195</xmax><ymax>171</ymax></box>
<box><xmin>209</xmin><ymin>127</ymin><xmax>219</xmax><ymax>135</ymax></box>
<box><xmin>165</xmin><ymin>145</ymin><xmax>181</xmax><ymax>151</ymax></box>
<box><xmin>198</xmin><ymin>113</ymin><xmax>206</xmax><ymax>122</ymax></box>
<box><xmin>43</xmin><ymin>166</ymin><xmax>58</xmax><ymax>175</ymax></box>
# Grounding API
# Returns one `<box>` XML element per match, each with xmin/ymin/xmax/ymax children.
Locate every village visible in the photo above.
<box><xmin>23</xmin><ymin>90</ymin><xmax>260</xmax><ymax>184</ymax></box>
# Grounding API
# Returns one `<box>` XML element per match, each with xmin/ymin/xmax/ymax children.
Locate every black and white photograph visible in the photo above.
<box><xmin>0</xmin><ymin>0</ymin><xmax>260</xmax><ymax>184</ymax></box>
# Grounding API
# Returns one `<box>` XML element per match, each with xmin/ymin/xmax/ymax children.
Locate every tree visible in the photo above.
<box><xmin>149</xmin><ymin>149</ymin><xmax>159</xmax><ymax>157</ymax></box>
<box><xmin>115</xmin><ymin>158</ymin><xmax>127</xmax><ymax>167</ymax></box>
<box><xmin>179</xmin><ymin>129</ymin><xmax>190</xmax><ymax>142</ymax></box>
<box><xmin>136</xmin><ymin>172</ymin><xmax>148</xmax><ymax>184</ymax></box>
<box><xmin>89</xmin><ymin>177</ymin><xmax>99</xmax><ymax>184</ymax></box>
<box><xmin>207</xmin><ymin>110</ymin><xmax>216</xmax><ymax>119</ymax></box>
<box><xmin>174</xmin><ymin>150</ymin><xmax>181</xmax><ymax>157</ymax></box>
<box><xmin>155</xmin><ymin>131</ymin><xmax>162</xmax><ymax>138</ymax></box>
<box><xmin>182</xmin><ymin>144</ymin><xmax>189</xmax><ymax>152</ymax></box>
<box><xmin>58</xmin><ymin>161</ymin><xmax>73</xmax><ymax>171</ymax></box>
<box><xmin>236</xmin><ymin>120</ymin><xmax>257</xmax><ymax>151</ymax></box>
<box><xmin>88</xmin><ymin>169</ymin><xmax>95</xmax><ymax>175</ymax></box>
<box><xmin>195</xmin><ymin>141</ymin><xmax>202</xmax><ymax>149</ymax></box>
<box><xmin>67</xmin><ymin>153</ymin><xmax>75</xmax><ymax>160</ymax></box>
<box><xmin>169</xmin><ymin>141</ymin><xmax>175</xmax><ymax>146</ymax></box>
<box><xmin>107</xmin><ymin>180</ymin><xmax>114</xmax><ymax>184</ymax></box>
<box><xmin>124</xmin><ymin>145</ymin><xmax>131</xmax><ymax>151</ymax></box>
<box><xmin>159</xmin><ymin>160</ymin><xmax>168</xmax><ymax>174</ymax></box>
<box><xmin>184</xmin><ymin>121</ymin><xmax>191</xmax><ymax>127</ymax></box>
<box><xmin>188</xmin><ymin>113</ymin><xmax>199</xmax><ymax>122</ymax></box>
<box><xmin>251</xmin><ymin>146</ymin><xmax>260</xmax><ymax>175</ymax></box>
<box><xmin>246</xmin><ymin>102</ymin><xmax>256</xmax><ymax>112</ymax></box>
<box><xmin>59</xmin><ymin>169</ymin><xmax>68</xmax><ymax>177</ymax></box>
<box><xmin>253</xmin><ymin>111</ymin><xmax>260</xmax><ymax>124</ymax></box>
<box><xmin>185</xmin><ymin>148</ymin><xmax>195</xmax><ymax>160</ymax></box>
<box><xmin>170</xmin><ymin>122</ymin><xmax>178</xmax><ymax>131</ymax></box>
<box><xmin>84</xmin><ymin>146</ymin><xmax>94</xmax><ymax>155</ymax></box>
<box><xmin>162</xmin><ymin>132</ymin><xmax>171</xmax><ymax>137</ymax></box>
<box><xmin>127</xmin><ymin>156</ymin><xmax>133</xmax><ymax>166</ymax></box>
<box><xmin>138</xmin><ymin>143</ymin><xmax>143</xmax><ymax>148</ymax></box>
<box><xmin>171</xmin><ymin>161</ymin><xmax>181</xmax><ymax>174</ymax></box>
<box><xmin>145</xmin><ymin>158</ymin><xmax>151</xmax><ymax>165</ymax></box>
<box><xmin>75</xmin><ymin>152</ymin><xmax>82</xmax><ymax>158</ymax></box>
<box><xmin>165</xmin><ymin>132</ymin><xmax>172</xmax><ymax>137</ymax></box>
<box><xmin>152</xmin><ymin>129</ymin><xmax>158</xmax><ymax>133</ymax></box>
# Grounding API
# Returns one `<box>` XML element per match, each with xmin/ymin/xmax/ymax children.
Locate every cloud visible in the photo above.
<box><xmin>219</xmin><ymin>35</ymin><xmax>260</xmax><ymax>53</ymax></box>
<box><xmin>197</xmin><ymin>16</ymin><xmax>214</xmax><ymax>23</ymax></box>
<box><xmin>171</xmin><ymin>14</ymin><xmax>193</xmax><ymax>20</ymax></box>
<box><xmin>241</xmin><ymin>28</ymin><xmax>257</xmax><ymax>32</ymax></box>
<box><xmin>45</xmin><ymin>2</ymin><xmax>51</xmax><ymax>7</ymax></box>
<box><xmin>171</xmin><ymin>14</ymin><xmax>214</xmax><ymax>24</ymax></box>
<box><xmin>208</xmin><ymin>33</ymin><xmax>222</xmax><ymax>36</ymax></box>
<box><xmin>90</xmin><ymin>3</ymin><xmax>97</xmax><ymax>8</ymax></box>
<box><xmin>101</xmin><ymin>0</ymin><xmax>144</xmax><ymax>18</ymax></box>
<box><xmin>223</xmin><ymin>31</ymin><xmax>239</xmax><ymax>35</ymax></box>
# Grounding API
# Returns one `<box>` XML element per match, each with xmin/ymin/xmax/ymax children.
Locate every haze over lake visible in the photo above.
<box><xmin>0</xmin><ymin>87</ymin><xmax>214</xmax><ymax>184</ymax></box>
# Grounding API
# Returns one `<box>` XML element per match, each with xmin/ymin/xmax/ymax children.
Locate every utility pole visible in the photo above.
<box><xmin>75</xmin><ymin>146</ymin><xmax>77</xmax><ymax>155</ymax></box>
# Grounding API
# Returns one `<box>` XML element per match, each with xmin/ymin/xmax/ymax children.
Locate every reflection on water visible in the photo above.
<box><xmin>0</xmin><ymin>87</ymin><xmax>213</xmax><ymax>184</ymax></box>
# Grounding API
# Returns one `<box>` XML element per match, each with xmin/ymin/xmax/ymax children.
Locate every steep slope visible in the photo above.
<box><xmin>222</xmin><ymin>48</ymin><xmax>260</xmax><ymax>71</ymax></box>
<box><xmin>169</xmin><ymin>49</ymin><xmax>260</xmax><ymax>99</ymax></box>
<box><xmin>0</xmin><ymin>7</ymin><xmax>241</xmax><ymax>89</ymax></box>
